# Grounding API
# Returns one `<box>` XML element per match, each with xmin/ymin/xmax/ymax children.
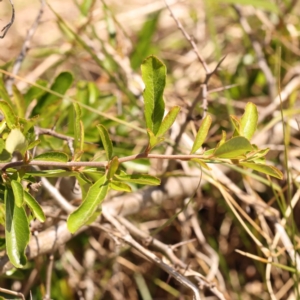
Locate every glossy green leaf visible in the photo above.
<box><xmin>31</xmin><ymin>72</ymin><xmax>74</xmax><ymax>116</ymax></box>
<box><xmin>67</xmin><ymin>175</ymin><xmax>109</xmax><ymax>233</ymax></box>
<box><xmin>191</xmin><ymin>158</ymin><xmax>211</xmax><ymax>170</ymax></box>
<box><xmin>24</xmin><ymin>191</ymin><xmax>45</xmax><ymax>222</ymax></box>
<box><xmin>214</xmin><ymin>136</ymin><xmax>253</xmax><ymax>159</ymax></box>
<box><xmin>141</xmin><ymin>55</ymin><xmax>166</xmax><ymax>134</ymax></box>
<box><xmin>5</xmin><ymin>129</ymin><xmax>27</xmax><ymax>155</ymax></box>
<box><xmin>12</xmin><ymin>85</ymin><xmax>25</xmax><ymax>118</ymax></box>
<box><xmin>240</xmin><ymin>102</ymin><xmax>258</xmax><ymax>140</ymax></box>
<box><xmin>11</xmin><ymin>180</ymin><xmax>24</xmax><ymax>208</ymax></box>
<box><xmin>0</xmin><ymin>101</ymin><xmax>18</xmax><ymax>129</ymax></box>
<box><xmin>107</xmin><ymin>156</ymin><xmax>119</xmax><ymax>180</ymax></box>
<box><xmin>34</xmin><ymin>151</ymin><xmax>69</xmax><ymax>162</ymax></box>
<box><xmin>156</xmin><ymin>106</ymin><xmax>180</xmax><ymax>137</ymax></box>
<box><xmin>5</xmin><ymin>188</ymin><xmax>30</xmax><ymax>268</ymax></box>
<box><xmin>110</xmin><ymin>181</ymin><xmax>132</xmax><ymax>192</ymax></box>
<box><xmin>239</xmin><ymin>162</ymin><xmax>283</xmax><ymax>179</ymax></box>
<box><xmin>190</xmin><ymin>115</ymin><xmax>212</xmax><ymax>154</ymax></box>
<box><xmin>97</xmin><ymin>125</ymin><xmax>113</xmax><ymax>160</ymax></box>
<box><xmin>114</xmin><ymin>173</ymin><xmax>160</xmax><ymax>185</ymax></box>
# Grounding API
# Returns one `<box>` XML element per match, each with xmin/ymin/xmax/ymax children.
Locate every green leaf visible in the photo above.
<box><xmin>156</xmin><ymin>106</ymin><xmax>180</xmax><ymax>137</ymax></box>
<box><xmin>0</xmin><ymin>138</ymin><xmax>5</xmax><ymax>153</ymax></box>
<box><xmin>0</xmin><ymin>101</ymin><xmax>18</xmax><ymax>129</ymax></box>
<box><xmin>0</xmin><ymin>149</ymin><xmax>11</xmax><ymax>162</ymax></box>
<box><xmin>25</xmin><ymin>169</ymin><xmax>72</xmax><ymax>178</ymax></box>
<box><xmin>12</xmin><ymin>85</ymin><xmax>26</xmax><ymax>118</ymax></box>
<box><xmin>230</xmin><ymin>115</ymin><xmax>241</xmax><ymax>135</ymax></box>
<box><xmin>73</xmin><ymin>103</ymin><xmax>84</xmax><ymax>154</ymax></box>
<box><xmin>34</xmin><ymin>151</ymin><xmax>69</xmax><ymax>162</ymax></box>
<box><xmin>239</xmin><ymin>162</ymin><xmax>283</xmax><ymax>179</ymax></box>
<box><xmin>19</xmin><ymin>115</ymin><xmax>39</xmax><ymax>135</ymax></box>
<box><xmin>191</xmin><ymin>158</ymin><xmax>211</xmax><ymax>170</ymax></box>
<box><xmin>110</xmin><ymin>181</ymin><xmax>132</xmax><ymax>192</ymax></box>
<box><xmin>5</xmin><ymin>188</ymin><xmax>30</xmax><ymax>268</ymax></box>
<box><xmin>5</xmin><ymin>129</ymin><xmax>27</xmax><ymax>155</ymax></box>
<box><xmin>24</xmin><ymin>191</ymin><xmax>45</xmax><ymax>222</ymax></box>
<box><xmin>217</xmin><ymin>0</ymin><xmax>279</xmax><ymax>13</ymax></box>
<box><xmin>97</xmin><ymin>125</ymin><xmax>113</xmax><ymax>160</ymax></box>
<box><xmin>147</xmin><ymin>128</ymin><xmax>159</xmax><ymax>150</ymax></box>
<box><xmin>130</xmin><ymin>12</ymin><xmax>160</xmax><ymax>70</ymax></box>
<box><xmin>67</xmin><ymin>175</ymin><xmax>109</xmax><ymax>233</ymax></box>
<box><xmin>27</xmin><ymin>139</ymin><xmax>41</xmax><ymax>150</ymax></box>
<box><xmin>190</xmin><ymin>115</ymin><xmax>212</xmax><ymax>154</ymax></box>
<box><xmin>214</xmin><ymin>136</ymin><xmax>253</xmax><ymax>159</ymax></box>
<box><xmin>240</xmin><ymin>102</ymin><xmax>258</xmax><ymax>140</ymax></box>
<box><xmin>141</xmin><ymin>55</ymin><xmax>166</xmax><ymax>134</ymax></box>
<box><xmin>31</xmin><ymin>72</ymin><xmax>74</xmax><ymax>116</ymax></box>
<box><xmin>114</xmin><ymin>173</ymin><xmax>160</xmax><ymax>185</ymax></box>
<box><xmin>107</xmin><ymin>156</ymin><xmax>119</xmax><ymax>180</ymax></box>
<box><xmin>11</xmin><ymin>180</ymin><xmax>24</xmax><ymax>208</ymax></box>
<box><xmin>0</xmin><ymin>78</ymin><xmax>13</xmax><ymax>107</ymax></box>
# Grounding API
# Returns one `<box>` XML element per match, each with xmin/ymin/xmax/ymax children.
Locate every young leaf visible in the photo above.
<box><xmin>73</xmin><ymin>103</ymin><xmax>84</xmax><ymax>154</ymax></box>
<box><xmin>67</xmin><ymin>175</ymin><xmax>109</xmax><ymax>233</ymax></box>
<box><xmin>141</xmin><ymin>55</ymin><xmax>166</xmax><ymax>134</ymax></box>
<box><xmin>214</xmin><ymin>136</ymin><xmax>253</xmax><ymax>159</ymax></box>
<box><xmin>0</xmin><ymin>78</ymin><xmax>13</xmax><ymax>106</ymax></box>
<box><xmin>191</xmin><ymin>158</ymin><xmax>211</xmax><ymax>170</ymax></box>
<box><xmin>5</xmin><ymin>188</ymin><xmax>30</xmax><ymax>268</ymax></box>
<box><xmin>239</xmin><ymin>162</ymin><xmax>283</xmax><ymax>179</ymax></box>
<box><xmin>240</xmin><ymin>102</ymin><xmax>258</xmax><ymax>140</ymax></box>
<box><xmin>156</xmin><ymin>106</ymin><xmax>180</xmax><ymax>137</ymax></box>
<box><xmin>27</xmin><ymin>139</ymin><xmax>41</xmax><ymax>150</ymax></box>
<box><xmin>31</xmin><ymin>72</ymin><xmax>74</xmax><ymax>116</ymax></box>
<box><xmin>5</xmin><ymin>128</ymin><xmax>27</xmax><ymax>155</ymax></box>
<box><xmin>12</xmin><ymin>85</ymin><xmax>26</xmax><ymax>118</ymax></box>
<box><xmin>97</xmin><ymin>125</ymin><xmax>113</xmax><ymax>160</ymax></box>
<box><xmin>0</xmin><ymin>101</ymin><xmax>18</xmax><ymax>129</ymax></box>
<box><xmin>107</xmin><ymin>156</ymin><xmax>119</xmax><ymax>180</ymax></box>
<box><xmin>146</xmin><ymin>128</ymin><xmax>160</xmax><ymax>150</ymax></box>
<box><xmin>24</xmin><ymin>191</ymin><xmax>45</xmax><ymax>222</ymax></box>
<box><xmin>114</xmin><ymin>173</ymin><xmax>160</xmax><ymax>185</ymax></box>
<box><xmin>190</xmin><ymin>115</ymin><xmax>212</xmax><ymax>154</ymax></box>
<box><xmin>110</xmin><ymin>181</ymin><xmax>132</xmax><ymax>192</ymax></box>
<box><xmin>34</xmin><ymin>151</ymin><xmax>69</xmax><ymax>162</ymax></box>
<box><xmin>11</xmin><ymin>180</ymin><xmax>24</xmax><ymax>208</ymax></box>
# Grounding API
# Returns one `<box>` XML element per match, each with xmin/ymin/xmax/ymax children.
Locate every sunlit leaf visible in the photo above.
<box><xmin>239</xmin><ymin>162</ymin><xmax>283</xmax><ymax>179</ymax></box>
<box><xmin>191</xmin><ymin>158</ymin><xmax>211</xmax><ymax>170</ymax></box>
<box><xmin>5</xmin><ymin>129</ymin><xmax>27</xmax><ymax>155</ymax></box>
<box><xmin>110</xmin><ymin>181</ymin><xmax>132</xmax><ymax>192</ymax></box>
<box><xmin>5</xmin><ymin>188</ymin><xmax>30</xmax><ymax>268</ymax></box>
<box><xmin>114</xmin><ymin>173</ymin><xmax>160</xmax><ymax>185</ymax></box>
<box><xmin>141</xmin><ymin>55</ymin><xmax>166</xmax><ymax>134</ymax></box>
<box><xmin>240</xmin><ymin>102</ymin><xmax>258</xmax><ymax>140</ymax></box>
<box><xmin>156</xmin><ymin>106</ymin><xmax>180</xmax><ymax>137</ymax></box>
<box><xmin>34</xmin><ymin>151</ymin><xmax>69</xmax><ymax>162</ymax></box>
<box><xmin>214</xmin><ymin>136</ymin><xmax>253</xmax><ymax>159</ymax></box>
<box><xmin>67</xmin><ymin>175</ymin><xmax>109</xmax><ymax>233</ymax></box>
<box><xmin>190</xmin><ymin>115</ymin><xmax>212</xmax><ymax>154</ymax></box>
<box><xmin>11</xmin><ymin>180</ymin><xmax>24</xmax><ymax>208</ymax></box>
<box><xmin>24</xmin><ymin>191</ymin><xmax>45</xmax><ymax>222</ymax></box>
<box><xmin>12</xmin><ymin>85</ymin><xmax>26</xmax><ymax>118</ymax></box>
<box><xmin>0</xmin><ymin>101</ymin><xmax>18</xmax><ymax>129</ymax></box>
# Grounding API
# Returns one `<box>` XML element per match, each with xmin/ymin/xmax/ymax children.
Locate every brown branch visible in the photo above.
<box><xmin>0</xmin><ymin>0</ymin><xmax>15</xmax><ymax>39</ymax></box>
<box><xmin>5</xmin><ymin>0</ymin><xmax>45</xmax><ymax>93</ymax></box>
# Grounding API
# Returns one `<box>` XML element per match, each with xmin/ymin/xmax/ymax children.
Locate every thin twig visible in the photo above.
<box><xmin>44</xmin><ymin>254</ymin><xmax>54</xmax><ymax>300</ymax></box>
<box><xmin>0</xmin><ymin>0</ymin><xmax>15</xmax><ymax>39</ymax></box>
<box><xmin>0</xmin><ymin>288</ymin><xmax>25</xmax><ymax>300</ymax></box>
<box><xmin>5</xmin><ymin>0</ymin><xmax>45</xmax><ymax>93</ymax></box>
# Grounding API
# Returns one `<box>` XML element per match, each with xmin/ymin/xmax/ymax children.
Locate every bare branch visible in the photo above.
<box><xmin>0</xmin><ymin>0</ymin><xmax>15</xmax><ymax>39</ymax></box>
